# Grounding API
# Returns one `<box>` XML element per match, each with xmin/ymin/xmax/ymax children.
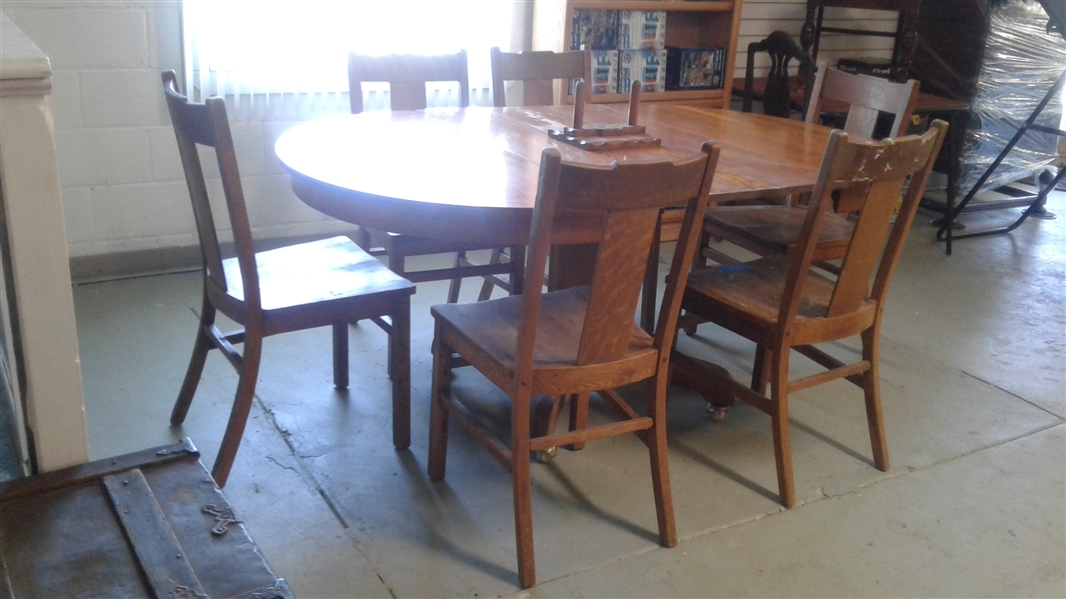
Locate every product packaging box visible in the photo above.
<box><xmin>618</xmin><ymin>11</ymin><xmax>667</xmax><ymax>50</ymax></box>
<box><xmin>571</xmin><ymin>49</ymin><xmax>619</xmax><ymax>95</ymax></box>
<box><xmin>665</xmin><ymin>47</ymin><xmax>725</xmax><ymax>90</ymax></box>
<box><xmin>618</xmin><ymin>49</ymin><xmax>667</xmax><ymax>93</ymax></box>
<box><xmin>571</xmin><ymin>9</ymin><xmax>618</xmax><ymax>50</ymax></box>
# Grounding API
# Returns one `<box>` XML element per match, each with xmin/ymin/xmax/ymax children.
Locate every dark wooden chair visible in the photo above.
<box><xmin>348</xmin><ymin>50</ymin><xmax>522</xmax><ymax>302</ymax></box>
<box><xmin>427</xmin><ymin>143</ymin><xmax>720</xmax><ymax>588</ymax></box>
<box><xmin>699</xmin><ymin>64</ymin><xmax>921</xmax><ymax>269</ymax></box>
<box><xmin>742</xmin><ymin>30</ymin><xmax>815</xmax><ymax>118</ymax></box>
<box><xmin>162</xmin><ymin>71</ymin><xmax>415</xmax><ymax>487</ymax></box>
<box><xmin>681</xmin><ymin>120</ymin><xmax>947</xmax><ymax>508</ymax></box>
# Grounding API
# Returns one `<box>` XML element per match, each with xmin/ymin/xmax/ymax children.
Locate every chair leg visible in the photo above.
<box><xmin>769</xmin><ymin>347</ymin><xmax>795</xmax><ymax>508</ymax></box>
<box><xmin>861</xmin><ymin>324</ymin><xmax>890</xmax><ymax>471</ymax></box>
<box><xmin>567</xmin><ymin>392</ymin><xmax>590</xmax><ymax>451</ymax></box>
<box><xmin>509</xmin><ymin>246</ymin><xmax>526</xmax><ymax>295</ymax></box>
<box><xmin>477</xmin><ymin>248</ymin><xmax>504</xmax><ymax>301</ymax></box>
<box><xmin>646</xmin><ymin>370</ymin><xmax>677</xmax><ymax>547</ymax></box>
<box><xmin>512</xmin><ymin>388</ymin><xmax>537</xmax><ymax>589</ymax></box>
<box><xmin>751</xmin><ymin>344</ymin><xmax>771</xmax><ymax>394</ymax></box>
<box><xmin>171</xmin><ymin>294</ymin><xmax>216</xmax><ymax>425</ymax></box>
<box><xmin>428</xmin><ymin>321</ymin><xmax>451</xmax><ymax>481</ymax></box>
<box><xmin>211</xmin><ymin>324</ymin><xmax>264</xmax><ymax>488</ymax></box>
<box><xmin>447</xmin><ymin>252</ymin><xmax>465</xmax><ymax>304</ymax></box>
<box><xmin>386</xmin><ymin>247</ymin><xmax>406</xmax><ymax>381</ymax></box>
<box><xmin>355</xmin><ymin>226</ymin><xmax>373</xmax><ymax>252</ymax></box>
<box><xmin>332</xmin><ymin>323</ymin><xmax>349</xmax><ymax>390</ymax></box>
<box><xmin>390</xmin><ymin>300</ymin><xmax>411</xmax><ymax>451</ymax></box>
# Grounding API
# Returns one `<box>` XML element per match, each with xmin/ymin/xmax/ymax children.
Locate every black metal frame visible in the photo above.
<box><xmin>935</xmin><ymin>4</ymin><xmax>1066</xmax><ymax>255</ymax></box>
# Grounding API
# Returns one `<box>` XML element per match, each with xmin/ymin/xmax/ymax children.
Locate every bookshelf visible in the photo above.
<box><xmin>532</xmin><ymin>0</ymin><xmax>745</xmax><ymax>105</ymax></box>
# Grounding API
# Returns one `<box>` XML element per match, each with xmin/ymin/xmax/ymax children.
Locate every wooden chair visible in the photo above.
<box><xmin>698</xmin><ymin>64</ymin><xmax>921</xmax><ymax>269</ymax></box>
<box><xmin>741</xmin><ymin>30</ymin><xmax>815</xmax><ymax>118</ymax></box>
<box><xmin>681</xmin><ymin>120</ymin><xmax>947</xmax><ymax>508</ymax></box>
<box><xmin>427</xmin><ymin>143</ymin><xmax>720</xmax><ymax>588</ymax></box>
<box><xmin>490</xmin><ymin>46</ymin><xmax>591</xmax><ymax>108</ymax></box>
<box><xmin>162</xmin><ymin>71</ymin><xmax>415</xmax><ymax>487</ymax></box>
<box><xmin>348</xmin><ymin>50</ymin><xmax>522</xmax><ymax>302</ymax></box>
<box><xmin>451</xmin><ymin>47</ymin><xmax>593</xmax><ymax>302</ymax></box>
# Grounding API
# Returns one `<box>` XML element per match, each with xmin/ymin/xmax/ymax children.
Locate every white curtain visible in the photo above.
<box><xmin>183</xmin><ymin>0</ymin><xmax>517</xmax><ymax>117</ymax></box>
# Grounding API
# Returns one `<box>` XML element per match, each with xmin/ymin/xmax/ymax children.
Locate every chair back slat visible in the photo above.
<box><xmin>517</xmin><ymin>147</ymin><xmax>717</xmax><ymax>375</ymax></box>
<box><xmin>348</xmin><ymin>51</ymin><xmax>469</xmax><ymax>114</ymax></box>
<box><xmin>577</xmin><ymin>208</ymin><xmax>660</xmax><ymax>365</ymax></box>
<box><xmin>161</xmin><ymin>71</ymin><xmax>259</xmax><ymax>307</ymax></box>
<box><xmin>780</xmin><ymin>122</ymin><xmax>947</xmax><ymax>328</ymax></box>
<box><xmin>491</xmin><ymin>47</ymin><xmax>590</xmax><ymax>108</ymax></box>
<box><xmin>806</xmin><ymin>65</ymin><xmax>920</xmax><ymax>138</ymax></box>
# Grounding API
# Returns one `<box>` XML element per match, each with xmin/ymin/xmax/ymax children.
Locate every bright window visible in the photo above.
<box><xmin>183</xmin><ymin>0</ymin><xmax>516</xmax><ymax>108</ymax></box>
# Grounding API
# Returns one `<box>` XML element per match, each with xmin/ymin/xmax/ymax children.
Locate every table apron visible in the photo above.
<box><xmin>291</xmin><ymin>173</ymin><xmax>609</xmax><ymax>247</ymax></box>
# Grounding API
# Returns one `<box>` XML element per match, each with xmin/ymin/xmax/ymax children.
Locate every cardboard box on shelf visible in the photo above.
<box><xmin>619</xmin><ymin>49</ymin><xmax>667</xmax><ymax>93</ymax></box>
<box><xmin>571</xmin><ymin>9</ymin><xmax>618</xmax><ymax>50</ymax></box>
<box><xmin>665</xmin><ymin>47</ymin><xmax>725</xmax><ymax>91</ymax></box>
<box><xmin>618</xmin><ymin>11</ymin><xmax>667</xmax><ymax>50</ymax></box>
<box><xmin>569</xmin><ymin>50</ymin><xmax>619</xmax><ymax>95</ymax></box>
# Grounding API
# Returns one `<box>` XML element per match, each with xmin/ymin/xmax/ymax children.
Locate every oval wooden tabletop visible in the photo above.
<box><xmin>275</xmin><ymin>103</ymin><xmax>835</xmax><ymax>245</ymax></box>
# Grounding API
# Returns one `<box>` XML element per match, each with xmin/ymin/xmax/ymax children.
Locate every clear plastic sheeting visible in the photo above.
<box><xmin>960</xmin><ymin>0</ymin><xmax>1066</xmax><ymax>194</ymax></box>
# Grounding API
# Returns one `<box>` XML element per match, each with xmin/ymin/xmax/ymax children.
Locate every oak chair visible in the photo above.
<box><xmin>428</xmin><ymin>143</ymin><xmax>720</xmax><ymax>588</ymax></box>
<box><xmin>452</xmin><ymin>46</ymin><xmax>594</xmax><ymax>302</ymax></box>
<box><xmin>682</xmin><ymin>120</ymin><xmax>947</xmax><ymax>508</ymax></box>
<box><xmin>741</xmin><ymin>31</ymin><xmax>815</xmax><ymax>118</ymax></box>
<box><xmin>348</xmin><ymin>50</ymin><xmax>522</xmax><ymax>301</ymax></box>
<box><xmin>162</xmin><ymin>71</ymin><xmax>415</xmax><ymax>488</ymax></box>
<box><xmin>490</xmin><ymin>46</ymin><xmax>591</xmax><ymax>108</ymax></box>
<box><xmin>699</xmin><ymin>65</ymin><xmax>921</xmax><ymax>268</ymax></box>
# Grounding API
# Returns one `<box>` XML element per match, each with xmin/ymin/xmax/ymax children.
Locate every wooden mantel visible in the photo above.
<box><xmin>0</xmin><ymin>13</ymin><xmax>89</xmax><ymax>472</ymax></box>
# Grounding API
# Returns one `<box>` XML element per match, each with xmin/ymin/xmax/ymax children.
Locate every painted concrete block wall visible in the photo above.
<box><xmin>3</xmin><ymin>2</ymin><xmax>353</xmax><ymax>278</ymax></box>
<box><xmin>5</xmin><ymin>1</ymin><xmax>894</xmax><ymax>277</ymax></box>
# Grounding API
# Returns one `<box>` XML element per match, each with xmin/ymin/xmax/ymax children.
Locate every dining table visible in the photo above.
<box><xmin>276</xmin><ymin>101</ymin><xmax>836</xmax><ymax>251</ymax></box>
<box><xmin>275</xmin><ymin>101</ymin><xmax>839</xmax><ymax>415</ymax></box>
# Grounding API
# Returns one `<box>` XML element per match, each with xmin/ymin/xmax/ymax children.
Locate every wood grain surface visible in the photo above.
<box><xmin>276</xmin><ymin>104</ymin><xmax>836</xmax><ymax>246</ymax></box>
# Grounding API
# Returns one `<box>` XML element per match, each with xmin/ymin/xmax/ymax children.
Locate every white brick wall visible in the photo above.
<box><xmin>4</xmin><ymin>1</ymin><xmax>349</xmax><ymax>264</ymax></box>
<box><xmin>5</xmin><ymin>1</ymin><xmax>895</xmax><ymax>268</ymax></box>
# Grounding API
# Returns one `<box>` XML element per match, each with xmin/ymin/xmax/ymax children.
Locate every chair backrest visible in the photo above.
<box><xmin>743</xmin><ymin>31</ymin><xmax>814</xmax><ymax>118</ymax></box>
<box><xmin>348</xmin><ymin>50</ymin><xmax>469</xmax><ymax>113</ymax></box>
<box><xmin>781</xmin><ymin>120</ymin><xmax>948</xmax><ymax>333</ymax></box>
<box><xmin>805</xmin><ymin>64</ymin><xmax>920</xmax><ymax>138</ymax></box>
<box><xmin>161</xmin><ymin>70</ymin><xmax>260</xmax><ymax>310</ymax></box>
<box><xmin>517</xmin><ymin>145</ymin><xmax>719</xmax><ymax>374</ymax></box>
<box><xmin>490</xmin><ymin>46</ymin><xmax>591</xmax><ymax>107</ymax></box>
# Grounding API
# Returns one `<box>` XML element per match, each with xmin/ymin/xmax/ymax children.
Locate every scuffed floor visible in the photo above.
<box><xmin>74</xmin><ymin>193</ymin><xmax>1065</xmax><ymax>598</ymax></box>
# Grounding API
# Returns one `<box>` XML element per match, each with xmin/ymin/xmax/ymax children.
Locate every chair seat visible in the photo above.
<box><xmin>219</xmin><ymin>236</ymin><xmax>414</xmax><ymax>334</ymax></box>
<box><xmin>704</xmin><ymin>205</ymin><xmax>855</xmax><ymax>258</ymax></box>
<box><xmin>432</xmin><ymin>286</ymin><xmax>658</xmax><ymax>396</ymax></box>
<box><xmin>684</xmin><ymin>254</ymin><xmax>876</xmax><ymax>346</ymax></box>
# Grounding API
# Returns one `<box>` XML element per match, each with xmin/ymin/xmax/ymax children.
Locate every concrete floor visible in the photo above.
<box><xmin>73</xmin><ymin>194</ymin><xmax>1065</xmax><ymax>598</ymax></box>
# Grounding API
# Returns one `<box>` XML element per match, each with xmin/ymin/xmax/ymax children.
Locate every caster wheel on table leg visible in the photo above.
<box><xmin>534</xmin><ymin>447</ymin><xmax>557</xmax><ymax>463</ymax></box>
<box><xmin>707</xmin><ymin>405</ymin><xmax>728</xmax><ymax>423</ymax></box>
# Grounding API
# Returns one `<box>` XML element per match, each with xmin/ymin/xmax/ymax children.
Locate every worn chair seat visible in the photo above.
<box><xmin>684</xmin><ymin>255</ymin><xmax>876</xmax><ymax>346</ymax></box>
<box><xmin>216</xmin><ymin>236</ymin><xmax>413</xmax><ymax>333</ymax></box>
<box><xmin>703</xmin><ymin>205</ymin><xmax>855</xmax><ymax>261</ymax></box>
<box><xmin>433</xmin><ymin>286</ymin><xmax>657</xmax><ymax>396</ymax></box>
